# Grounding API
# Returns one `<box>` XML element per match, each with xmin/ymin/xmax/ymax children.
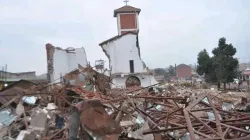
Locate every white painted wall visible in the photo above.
<box><xmin>52</xmin><ymin>48</ymin><xmax>87</xmax><ymax>83</ymax></box>
<box><xmin>102</xmin><ymin>34</ymin><xmax>146</xmax><ymax>74</ymax></box>
<box><xmin>101</xmin><ymin>33</ymin><xmax>158</xmax><ymax>88</ymax></box>
<box><xmin>111</xmin><ymin>74</ymin><xmax>158</xmax><ymax>88</ymax></box>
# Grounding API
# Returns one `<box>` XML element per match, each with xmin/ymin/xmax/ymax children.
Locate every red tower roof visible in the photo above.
<box><xmin>114</xmin><ymin>5</ymin><xmax>141</xmax><ymax>17</ymax></box>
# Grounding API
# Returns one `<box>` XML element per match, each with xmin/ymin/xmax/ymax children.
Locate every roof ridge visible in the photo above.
<box><xmin>114</xmin><ymin>5</ymin><xmax>141</xmax><ymax>17</ymax></box>
<box><xmin>99</xmin><ymin>32</ymin><xmax>138</xmax><ymax>46</ymax></box>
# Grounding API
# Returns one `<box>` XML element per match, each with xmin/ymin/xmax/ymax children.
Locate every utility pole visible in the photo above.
<box><xmin>5</xmin><ymin>64</ymin><xmax>7</xmax><ymax>87</ymax></box>
<box><xmin>175</xmin><ymin>64</ymin><xmax>177</xmax><ymax>78</ymax></box>
<box><xmin>0</xmin><ymin>66</ymin><xmax>3</xmax><ymax>90</ymax></box>
<box><xmin>248</xmin><ymin>80</ymin><xmax>249</xmax><ymax>91</ymax></box>
<box><xmin>0</xmin><ymin>66</ymin><xmax>3</xmax><ymax>80</ymax></box>
<box><xmin>0</xmin><ymin>65</ymin><xmax>7</xmax><ymax>89</ymax></box>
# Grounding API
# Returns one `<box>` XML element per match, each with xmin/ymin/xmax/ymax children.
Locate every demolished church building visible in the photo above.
<box><xmin>45</xmin><ymin>44</ymin><xmax>88</xmax><ymax>84</ymax></box>
<box><xmin>45</xmin><ymin>44</ymin><xmax>111</xmax><ymax>93</ymax></box>
<box><xmin>99</xmin><ymin>5</ymin><xmax>158</xmax><ymax>88</ymax></box>
<box><xmin>2</xmin><ymin>3</ymin><xmax>250</xmax><ymax>140</ymax></box>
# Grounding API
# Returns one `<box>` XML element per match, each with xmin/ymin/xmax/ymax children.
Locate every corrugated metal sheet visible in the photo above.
<box><xmin>0</xmin><ymin>109</ymin><xmax>16</xmax><ymax>126</ymax></box>
<box><xmin>0</xmin><ymin>87</ymin><xmax>25</xmax><ymax>105</ymax></box>
<box><xmin>77</xmin><ymin>100</ymin><xmax>122</xmax><ymax>139</ymax></box>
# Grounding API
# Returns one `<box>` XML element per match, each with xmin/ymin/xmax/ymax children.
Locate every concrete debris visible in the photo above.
<box><xmin>30</xmin><ymin>112</ymin><xmax>47</xmax><ymax>131</ymax></box>
<box><xmin>0</xmin><ymin>127</ymin><xmax>8</xmax><ymax>138</ymax></box>
<box><xmin>46</xmin><ymin>103</ymin><xmax>57</xmax><ymax>110</ymax></box>
<box><xmin>16</xmin><ymin>130</ymin><xmax>31</xmax><ymax>140</ymax></box>
<box><xmin>128</xmin><ymin>122</ymin><xmax>153</xmax><ymax>140</ymax></box>
<box><xmin>1</xmin><ymin>73</ymin><xmax>250</xmax><ymax>140</ymax></box>
<box><xmin>16</xmin><ymin>102</ymin><xmax>25</xmax><ymax>116</ymax></box>
<box><xmin>22</xmin><ymin>96</ymin><xmax>37</xmax><ymax>105</ymax></box>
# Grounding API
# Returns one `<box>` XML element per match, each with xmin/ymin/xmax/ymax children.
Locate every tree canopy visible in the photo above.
<box><xmin>197</xmin><ymin>49</ymin><xmax>211</xmax><ymax>75</ymax></box>
<box><xmin>168</xmin><ymin>65</ymin><xmax>176</xmax><ymax>76</ymax></box>
<box><xmin>196</xmin><ymin>37</ymin><xmax>239</xmax><ymax>89</ymax></box>
<box><xmin>154</xmin><ymin>68</ymin><xmax>167</xmax><ymax>75</ymax></box>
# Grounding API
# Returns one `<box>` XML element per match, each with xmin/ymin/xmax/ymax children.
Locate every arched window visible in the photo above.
<box><xmin>125</xmin><ymin>76</ymin><xmax>141</xmax><ymax>87</ymax></box>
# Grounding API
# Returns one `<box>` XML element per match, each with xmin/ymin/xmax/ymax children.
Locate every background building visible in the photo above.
<box><xmin>239</xmin><ymin>63</ymin><xmax>248</xmax><ymax>71</ymax></box>
<box><xmin>176</xmin><ymin>64</ymin><xmax>192</xmax><ymax>80</ymax></box>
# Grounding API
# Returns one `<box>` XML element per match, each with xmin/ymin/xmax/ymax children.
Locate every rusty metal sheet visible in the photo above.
<box><xmin>0</xmin><ymin>87</ymin><xmax>25</xmax><ymax>105</ymax></box>
<box><xmin>78</xmin><ymin>100</ymin><xmax>122</xmax><ymax>137</ymax></box>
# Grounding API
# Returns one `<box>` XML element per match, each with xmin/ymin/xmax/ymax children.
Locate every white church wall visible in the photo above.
<box><xmin>100</xmin><ymin>5</ymin><xmax>159</xmax><ymax>89</ymax></box>
<box><xmin>140</xmin><ymin>75</ymin><xmax>158</xmax><ymax>87</ymax></box>
<box><xmin>111</xmin><ymin>74</ymin><xmax>158</xmax><ymax>89</ymax></box>
<box><xmin>102</xmin><ymin>34</ymin><xmax>145</xmax><ymax>74</ymax></box>
<box><xmin>52</xmin><ymin>48</ymin><xmax>88</xmax><ymax>83</ymax></box>
<box><xmin>111</xmin><ymin>77</ymin><xmax>127</xmax><ymax>88</ymax></box>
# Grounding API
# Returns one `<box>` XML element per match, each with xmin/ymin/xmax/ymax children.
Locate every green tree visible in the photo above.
<box><xmin>196</xmin><ymin>49</ymin><xmax>217</xmax><ymax>82</ymax></box>
<box><xmin>212</xmin><ymin>37</ymin><xmax>238</xmax><ymax>89</ymax></box>
<box><xmin>197</xmin><ymin>49</ymin><xmax>210</xmax><ymax>75</ymax></box>
<box><xmin>154</xmin><ymin>68</ymin><xmax>167</xmax><ymax>75</ymax></box>
<box><xmin>168</xmin><ymin>65</ymin><xmax>176</xmax><ymax>76</ymax></box>
<box><xmin>196</xmin><ymin>37</ymin><xmax>239</xmax><ymax>90</ymax></box>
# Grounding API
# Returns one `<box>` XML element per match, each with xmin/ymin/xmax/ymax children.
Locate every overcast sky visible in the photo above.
<box><xmin>0</xmin><ymin>0</ymin><xmax>249</xmax><ymax>75</ymax></box>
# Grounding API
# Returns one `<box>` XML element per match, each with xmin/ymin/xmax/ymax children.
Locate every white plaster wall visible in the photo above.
<box><xmin>102</xmin><ymin>34</ymin><xmax>145</xmax><ymax>74</ymax></box>
<box><xmin>150</xmin><ymin>75</ymin><xmax>159</xmax><ymax>85</ymax></box>
<box><xmin>111</xmin><ymin>77</ymin><xmax>126</xmax><ymax>88</ymax></box>
<box><xmin>52</xmin><ymin>48</ymin><xmax>87</xmax><ymax>83</ymax></box>
<box><xmin>74</xmin><ymin>48</ymin><xmax>88</xmax><ymax>68</ymax></box>
<box><xmin>53</xmin><ymin>50</ymin><xmax>68</xmax><ymax>82</ymax></box>
<box><xmin>111</xmin><ymin>74</ymin><xmax>159</xmax><ymax>88</ymax></box>
<box><xmin>68</xmin><ymin>52</ymin><xmax>77</xmax><ymax>71</ymax></box>
<box><xmin>140</xmin><ymin>75</ymin><xmax>158</xmax><ymax>87</ymax></box>
<box><xmin>102</xmin><ymin>42</ymin><xmax>114</xmax><ymax>71</ymax></box>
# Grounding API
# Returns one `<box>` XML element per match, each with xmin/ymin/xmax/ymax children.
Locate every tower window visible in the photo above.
<box><xmin>129</xmin><ymin>60</ymin><xmax>134</xmax><ymax>73</ymax></box>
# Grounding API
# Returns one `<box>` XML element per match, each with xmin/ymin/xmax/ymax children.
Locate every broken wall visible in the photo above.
<box><xmin>111</xmin><ymin>74</ymin><xmax>157</xmax><ymax>88</ymax></box>
<box><xmin>46</xmin><ymin>44</ymin><xmax>88</xmax><ymax>83</ymax></box>
<box><xmin>63</xmin><ymin>65</ymin><xmax>111</xmax><ymax>93</ymax></box>
<box><xmin>101</xmin><ymin>34</ymin><xmax>146</xmax><ymax>75</ymax></box>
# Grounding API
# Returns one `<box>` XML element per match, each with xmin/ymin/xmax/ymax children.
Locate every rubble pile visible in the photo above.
<box><xmin>1</xmin><ymin>82</ymin><xmax>250</xmax><ymax>140</ymax></box>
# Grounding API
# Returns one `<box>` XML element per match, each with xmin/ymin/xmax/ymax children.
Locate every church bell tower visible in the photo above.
<box><xmin>114</xmin><ymin>1</ymin><xmax>141</xmax><ymax>35</ymax></box>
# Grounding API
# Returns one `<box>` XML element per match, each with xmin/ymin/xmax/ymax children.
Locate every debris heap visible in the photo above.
<box><xmin>1</xmin><ymin>81</ymin><xmax>250</xmax><ymax>140</ymax></box>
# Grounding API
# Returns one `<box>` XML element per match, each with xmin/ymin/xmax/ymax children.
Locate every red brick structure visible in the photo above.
<box><xmin>243</xmin><ymin>69</ymin><xmax>250</xmax><ymax>81</ymax></box>
<box><xmin>120</xmin><ymin>14</ymin><xmax>137</xmax><ymax>29</ymax></box>
<box><xmin>114</xmin><ymin>5</ymin><xmax>141</xmax><ymax>35</ymax></box>
<box><xmin>176</xmin><ymin>64</ymin><xmax>192</xmax><ymax>79</ymax></box>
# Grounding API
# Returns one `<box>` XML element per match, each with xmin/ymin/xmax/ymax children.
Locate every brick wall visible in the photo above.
<box><xmin>120</xmin><ymin>14</ymin><xmax>137</xmax><ymax>29</ymax></box>
<box><xmin>176</xmin><ymin>64</ymin><xmax>192</xmax><ymax>79</ymax></box>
